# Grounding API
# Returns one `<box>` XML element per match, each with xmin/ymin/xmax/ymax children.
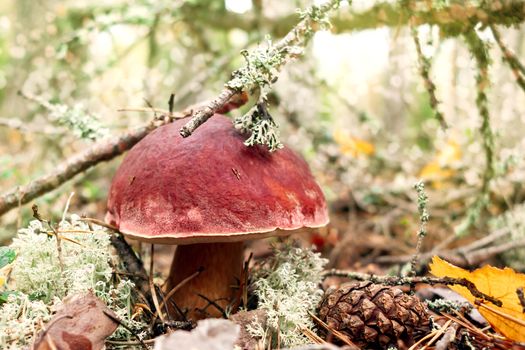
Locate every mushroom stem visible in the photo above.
<box><xmin>166</xmin><ymin>241</ymin><xmax>244</xmax><ymax>320</ymax></box>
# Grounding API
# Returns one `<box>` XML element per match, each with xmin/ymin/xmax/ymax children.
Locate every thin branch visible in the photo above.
<box><xmin>149</xmin><ymin>267</ymin><xmax>203</xmax><ymax>330</ymax></box>
<box><xmin>179</xmin><ymin>0</ymin><xmax>342</xmax><ymax>137</ymax></box>
<box><xmin>148</xmin><ymin>245</ymin><xmax>165</xmax><ymax>324</ymax></box>
<box><xmin>102</xmin><ymin>311</ymin><xmax>149</xmax><ymax>349</ymax></box>
<box><xmin>0</xmin><ymin>124</ymin><xmax>151</xmax><ymax>217</ymax></box>
<box><xmin>0</xmin><ymin>94</ymin><xmax>247</xmax><ymax>217</ymax></box>
<box><xmin>322</xmin><ymin>269</ymin><xmax>503</xmax><ymax>307</ymax></box>
<box><xmin>0</xmin><ymin>117</ymin><xmax>63</xmax><ymax>135</ymax></box>
<box><xmin>410</xmin><ymin>22</ymin><xmax>447</xmax><ymax>129</ymax></box>
<box><xmin>409</xmin><ymin>181</ymin><xmax>430</xmax><ymax>276</ymax></box>
<box><xmin>182</xmin><ymin>1</ymin><xmax>525</xmax><ymax>37</ymax></box>
<box><xmin>108</xmin><ymin>231</ymin><xmax>150</xmax><ymax>297</ymax></box>
<box><xmin>376</xmin><ymin>228</ymin><xmax>518</xmax><ymax>267</ymax></box>
<box><xmin>490</xmin><ymin>24</ymin><xmax>525</xmax><ymax>93</ymax></box>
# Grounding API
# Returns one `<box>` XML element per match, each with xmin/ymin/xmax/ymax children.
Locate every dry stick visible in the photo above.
<box><xmin>410</xmin><ymin>20</ymin><xmax>448</xmax><ymax>129</ymax></box>
<box><xmin>108</xmin><ymin>232</ymin><xmax>150</xmax><ymax>297</ymax></box>
<box><xmin>105</xmin><ymin>339</ymin><xmax>156</xmax><ymax>346</ymax></box>
<box><xmin>446</xmin><ymin>311</ymin><xmax>491</xmax><ymax>340</ymax></box>
<box><xmin>409</xmin><ymin>181</ymin><xmax>430</xmax><ymax>276</ymax></box>
<box><xmin>300</xmin><ymin>326</ymin><xmax>326</xmax><ymax>344</ymax></box>
<box><xmin>475</xmin><ymin>300</ymin><xmax>525</xmax><ymax>327</ymax></box>
<box><xmin>464</xmin><ymin>237</ymin><xmax>525</xmax><ymax>265</ymax></box>
<box><xmin>322</xmin><ymin>269</ymin><xmax>503</xmax><ymax>307</ymax></box>
<box><xmin>0</xmin><ymin>124</ymin><xmax>151</xmax><ymax>216</ymax></box>
<box><xmin>0</xmin><ymin>117</ymin><xmax>63</xmax><ymax>135</ymax></box>
<box><xmin>80</xmin><ymin>217</ymin><xmax>118</xmax><ymax>231</ymax></box>
<box><xmin>148</xmin><ymin>245</ymin><xmax>165</xmax><ymax>324</ymax></box>
<box><xmin>179</xmin><ymin>0</ymin><xmax>342</xmax><ymax>137</ymax></box>
<box><xmin>517</xmin><ymin>287</ymin><xmax>525</xmax><ymax>313</ymax></box>
<box><xmin>490</xmin><ymin>24</ymin><xmax>525</xmax><ymax>93</ymax></box>
<box><xmin>102</xmin><ymin>311</ymin><xmax>149</xmax><ymax>349</ymax></box>
<box><xmin>409</xmin><ymin>319</ymin><xmax>452</xmax><ymax>350</ymax></box>
<box><xmin>32</xmin><ymin>204</ymin><xmax>65</xmax><ymax>274</ymax></box>
<box><xmin>148</xmin><ymin>268</ymin><xmax>203</xmax><ymax>330</ymax></box>
<box><xmin>197</xmin><ymin>294</ymin><xmax>228</xmax><ymax>318</ymax></box>
<box><xmin>308</xmin><ymin>311</ymin><xmax>360</xmax><ymax>350</ymax></box>
<box><xmin>0</xmin><ymin>94</ymin><xmax>247</xmax><ymax>218</ymax></box>
<box><xmin>377</xmin><ymin>228</ymin><xmax>512</xmax><ymax>266</ymax></box>
<box><xmin>158</xmin><ymin>268</ymin><xmax>203</xmax><ymax>313</ymax></box>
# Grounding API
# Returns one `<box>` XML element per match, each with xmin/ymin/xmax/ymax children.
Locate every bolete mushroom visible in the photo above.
<box><xmin>106</xmin><ymin>114</ymin><xmax>328</xmax><ymax>319</ymax></box>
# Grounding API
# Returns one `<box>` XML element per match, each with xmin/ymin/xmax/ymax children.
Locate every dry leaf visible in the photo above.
<box><xmin>419</xmin><ymin>139</ymin><xmax>461</xmax><ymax>188</ymax></box>
<box><xmin>429</xmin><ymin>256</ymin><xmax>525</xmax><ymax>341</ymax></box>
<box><xmin>32</xmin><ymin>291</ymin><xmax>119</xmax><ymax>350</ymax></box>
<box><xmin>333</xmin><ymin>130</ymin><xmax>374</xmax><ymax>157</ymax></box>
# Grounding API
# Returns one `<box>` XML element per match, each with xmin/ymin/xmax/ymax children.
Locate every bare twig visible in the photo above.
<box><xmin>322</xmin><ymin>269</ymin><xmax>503</xmax><ymax>307</ymax></box>
<box><xmin>410</xmin><ymin>21</ymin><xmax>447</xmax><ymax>129</ymax></box>
<box><xmin>148</xmin><ymin>245</ymin><xmax>165</xmax><ymax>323</ymax></box>
<box><xmin>0</xmin><ymin>95</ymin><xmax>247</xmax><ymax>217</ymax></box>
<box><xmin>80</xmin><ymin>217</ymin><xmax>118</xmax><ymax>231</ymax></box>
<box><xmin>149</xmin><ymin>267</ymin><xmax>203</xmax><ymax>329</ymax></box>
<box><xmin>309</xmin><ymin>311</ymin><xmax>360</xmax><ymax>349</ymax></box>
<box><xmin>409</xmin><ymin>181</ymin><xmax>430</xmax><ymax>276</ymax></box>
<box><xmin>102</xmin><ymin>311</ymin><xmax>149</xmax><ymax>349</ymax></box>
<box><xmin>490</xmin><ymin>24</ymin><xmax>525</xmax><ymax>93</ymax></box>
<box><xmin>0</xmin><ymin>125</ymin><xmax>151</xmax><ymax>217</ymax></box>
<box><xmin>0</xmin><ymin>117</ymin><xmax>63</xmax><ymax>135</ymax></box>
<box><xmin>109</xmin><ymin>232</ymin><xmax>150</xmax><ymax>297</ymax></box>
<box><xmin>517</xmin><ymin>287</ymin><xmax>525</xmax><ymax>313</ymax></box>
<box><xmin>377</xmin><ymin>228</ymin><xmax>512</xmax><ymax>266</ymax></box>
<box><xmin>196</xmin><ymin>294</ymin><xmax>228</xmax><ymax>318</ymax></box>
<box><xmin>32</xmin><ymin>204</ymin><xmax>65</xmax><ymax>274</ymax></box>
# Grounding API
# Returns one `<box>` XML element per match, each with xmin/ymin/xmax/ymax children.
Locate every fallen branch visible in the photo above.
<box><xmin>0</xmin><ymin>117</ymin><xmax>63</xmax><ymax>135</ymax></box>
<box><xmin>322</xmin><ymin>269</ymin><xmax>503</xmax><ymax>307</ymax></box>
<box><xmin>376</xmin><ymin>228</ymin><xmax>519</xmax><ymax>267</ymax></box>
<box><xmin>0</xmin><ymin>124</ymin><xmax>151</xmax><ymax>217</ymax></box>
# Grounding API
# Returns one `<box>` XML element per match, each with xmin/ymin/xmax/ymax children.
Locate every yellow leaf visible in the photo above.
<box><xmin>419</xmin><ymin>139</ymin><xmax>461</xmax><ymax>186</ymax></box>
<box><xmin>436</xmin><ymin>139</ymin><xmax>461</xmax><ymax>164</ymax></box>
<box><xmin>419</xmin><ymin>162</ymin><xmax>454</xmax><ymax>180</ymax></box>
<box><xmin>333</xmin><ymin>130</ymin><xmax>375</xmax><ymax>157</ymax></box>
<box><xmin>429</xmin><ymin>256</ymin><xmax>525</xmax><ymax>341</ymax></box>
<box><xmin>0</xmin><ymin>276</ymin><xmax>4</xmax><ymax>287</ymax></box>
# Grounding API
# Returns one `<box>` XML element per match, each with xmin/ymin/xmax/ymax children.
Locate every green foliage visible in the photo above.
<box><xmin>248</xmin><ymin>245</ymin><xmax>328</xmax><ymax>347</ymax></box>
<box><xmin>0</xmin><ymin>247</ymin><xmax>15</xmax><ymax>269</ymax></box>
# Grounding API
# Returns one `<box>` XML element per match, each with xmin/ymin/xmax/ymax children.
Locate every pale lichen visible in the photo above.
<box><xmin>0</xmin><ymin>214</ymin><xmax>147</xmax><ymax>348</ymax></box>
<box><xmin>248</xmin><ymin>245</ymin><xmax>328</xmax><ymax>347</ymax></box>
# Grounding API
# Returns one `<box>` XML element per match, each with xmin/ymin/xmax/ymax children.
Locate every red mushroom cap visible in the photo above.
<box><xmin>106</xmin><ymin>114</ymin><xmax>328</xmax><ymax>244</ymax></box>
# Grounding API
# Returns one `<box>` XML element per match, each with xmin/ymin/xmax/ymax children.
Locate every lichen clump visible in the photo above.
<box><xmin>0</xmin><ymin>214</ymin><xmax>146</xmax><ymax>349</ymax></box>
<box><xmin>248</xmin><ymin>245</ymin><xmax>328</xmax><ymax>347</ymax></box>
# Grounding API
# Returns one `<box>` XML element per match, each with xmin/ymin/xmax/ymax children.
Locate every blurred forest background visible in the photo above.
<box><xmin>1</xmin><ymin>0</ymin><xmax>525</xmax><ymax>272</ymax></box>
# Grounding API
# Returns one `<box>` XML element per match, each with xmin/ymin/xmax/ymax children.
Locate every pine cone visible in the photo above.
<box><xmin>318</xmin><ymin>281</ymin><xmax>429</xmax><ymax>348</ymax></box>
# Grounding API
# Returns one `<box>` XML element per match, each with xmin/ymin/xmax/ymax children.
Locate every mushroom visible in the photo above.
<box><xmin>106</xmin><ymin>114</ymin><xmax>328</xmax><ymax>319</ymax></box>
